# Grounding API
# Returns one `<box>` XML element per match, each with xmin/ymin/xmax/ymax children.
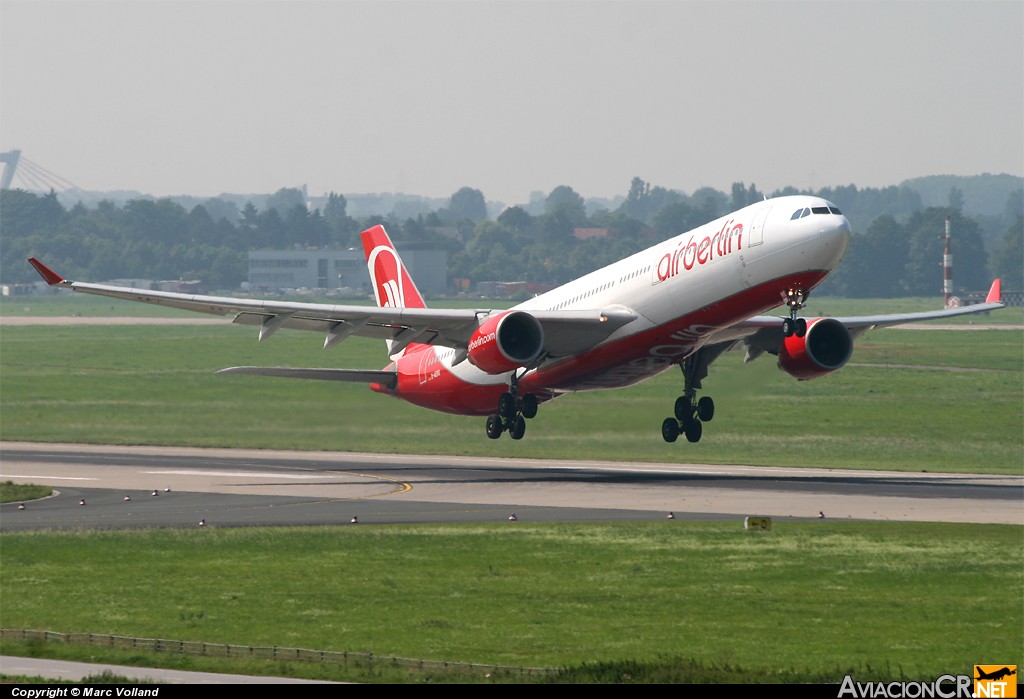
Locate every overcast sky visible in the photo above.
<box><xmin>2</xmin><ymin>0</ymin><xmax>1021</xmax><ymax>205</ymax></box>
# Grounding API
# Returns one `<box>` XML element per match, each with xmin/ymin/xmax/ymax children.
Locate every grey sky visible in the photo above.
<box><xmin>2</xmin><ymin>0</ymin><xmax>1021</xmax><ymax>206</ymax></box>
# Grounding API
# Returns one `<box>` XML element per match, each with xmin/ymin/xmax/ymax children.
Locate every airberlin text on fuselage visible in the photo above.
<box><xmin>657</xmin><ymin>219</ymin><xmax>743</xmax><ymax>282</ymax></box>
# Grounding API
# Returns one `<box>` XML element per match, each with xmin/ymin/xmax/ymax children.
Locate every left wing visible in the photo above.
<box><xmin>735</xmin><ymin>278</ymin><xmax>1004</xmax><ymax>357</ymax></box>
<box><xmin>700</xmin><ymin>278</ymin><xmax>1005</xmax><ymax>368</ymax></box>
<box><xmin>27</xmin><ymin>258</ymin><xmax>636</xmax><ymax>360</ymax></box>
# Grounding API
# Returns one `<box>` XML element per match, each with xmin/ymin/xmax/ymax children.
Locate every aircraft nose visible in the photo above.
<box><xmin>822</xmin><ymin>214</ymin><xmax>851</xmax><ymax>267</ymax></box>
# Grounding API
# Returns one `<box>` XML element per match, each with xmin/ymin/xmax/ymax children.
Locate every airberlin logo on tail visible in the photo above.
<box><xmin>656</xmin><ymin>219</ymin><xmax>743</xmax><ymax>283</ymax></box>
<box><xmin>367</xmin><ymin>245</ymin><xmax>405</xmax><ymax>308</ymax></box>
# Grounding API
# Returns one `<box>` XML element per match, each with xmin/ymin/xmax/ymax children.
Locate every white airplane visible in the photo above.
<box><xmin>29</xmin><ymin>195</ymin><xmax>1004</xmax><ymax>442</ymax></box>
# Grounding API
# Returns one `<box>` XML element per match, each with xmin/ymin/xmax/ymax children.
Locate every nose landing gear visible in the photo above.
<box><xmin>782</xmin><ymin>287</ymin><xmax>808</xmax><ymax>338</ymax></box>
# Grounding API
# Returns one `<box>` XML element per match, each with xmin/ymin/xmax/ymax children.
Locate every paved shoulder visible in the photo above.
<box><xmin>1</xmin><ymin>655</ymin><xmax>341</xmax><ymax>684</ymax></box>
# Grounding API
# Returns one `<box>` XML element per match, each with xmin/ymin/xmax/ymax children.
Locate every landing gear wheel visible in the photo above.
<box><xmin>520</xmin><ymin>394</ymin><xmax>538</xmax><ymax>419</ymax></box>
<box><xmin>661</xmin><ymin>417</ymin><xmax>680</xmax><ymax>443</ymax></box>
<box><xmin>509</xmin><ymin>415</ymin><xmax>526</xmax><ymax>440</ymax></box>
<box><xmin>795</xmin><ymin>318</ymin><xmax>808</xmax><ymax>338</ymax></box>
<box><xmin>498</xmin><ymin>392</ymin><xmax>517</xmax><ymax>419</ymax></box>
<box><xmin>486</xmin><ymin>414</ymin><xmax>503</xmax><ymax>439</ymax></box>
<box><xmin>674</xmin><ymin>396</ymin><xmax>692</xmax><ymax>422</ymax></box>
<box><xmin>696</xmin><ymin>396</ymin><xmax>715</xmax><ymax>422</ymax></box>
<box><xmin>782</xmin><ymin>317</ymin><xmax>795</xmax><ymax>338</ymax></box>
<box><xmin>684</xmin><ymin>419</ymin><xmax>703</xmax><ymax>443</ymax></box>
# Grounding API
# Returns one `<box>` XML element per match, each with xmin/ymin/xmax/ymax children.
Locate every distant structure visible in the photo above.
<box><xmin>0</xmin><ymin>150</ymin><xmax>21</xmax><ymax>189</ymax></box>
<box><xmin>0</xmin><ymin>149</ymin><xmax>96</xmax><ymax>204</ymax></box>
<box><xmin>248</xmin><ymin>245</ymin><xmax>446</xmax><ymax>295</ymax></box>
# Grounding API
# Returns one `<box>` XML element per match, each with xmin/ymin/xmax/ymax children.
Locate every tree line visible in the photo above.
<box><xmin>2</xmin><ymin>176</ymin><xmax>1020</xmax><ymax>295</ymax></box>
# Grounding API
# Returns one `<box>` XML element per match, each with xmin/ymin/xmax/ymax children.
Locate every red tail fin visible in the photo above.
<box><xmin>360</xmin><ymin>225</ymin><xmax>427</xmax><ymax>309</ymax></box>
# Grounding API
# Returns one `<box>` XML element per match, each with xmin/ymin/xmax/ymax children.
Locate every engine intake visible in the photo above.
<box><xmin>777</xmin><ymin>317</ymin><xmax>853</xmax><ymax>380</ymax></box>
<box><xmin>468</xmin><ymin>311</ymin><xmax>545</xmax><ymax>375</ymax></box>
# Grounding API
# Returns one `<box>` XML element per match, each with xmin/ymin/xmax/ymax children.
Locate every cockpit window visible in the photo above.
<box><xmin>828</xmin><ymin>206</ymin><xmax>843</xmax><ymax>215</ymax></box>
<box><xmin>791</xmin><ymin>208</ymin><xmax>812</xmax><ymax>220</ymax></box>
<box><xmin>811</xmin><ymin>206</ymin><xmax>831</xmax><ymax>215</ymax></box>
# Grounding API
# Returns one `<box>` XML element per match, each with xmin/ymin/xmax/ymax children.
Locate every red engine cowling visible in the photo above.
<box><xmin>777</xmin><ymin>318</ymin><xmax>853</xmax><ymax>380</ymax></box>
<box><xmin>467</xmin><ymin>311</ymin><xmax>545</xmax><ymax>375</ymax></box>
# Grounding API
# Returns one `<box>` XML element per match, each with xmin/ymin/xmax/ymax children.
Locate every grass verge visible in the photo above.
<box><xmin>2</xmin><ymin>522</ymin><xmax>1020</xmax><ymax>681</ymax></box>
<box><xmin>0</xmin><ymin>481</ymin><xmax>53</xmax><ymax>504</ymax></box>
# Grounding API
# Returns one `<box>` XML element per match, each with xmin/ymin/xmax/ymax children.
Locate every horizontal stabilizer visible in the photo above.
<box><xmin>217</xmin><ymin>366</ymin><xmax>397</xmax><ymax>389</ymax></box>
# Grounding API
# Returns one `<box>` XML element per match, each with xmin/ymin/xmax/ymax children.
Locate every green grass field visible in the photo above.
<box><xmin>1</xmin><ymin>294</ymin><xmax>1021</xmax><ymax>683</ymax></box>
<box><xmin>1</xmin><ymin>522</ymin><xmax>1020</xmax><ymax>680</ymax></box>
<box><xmin>1</xmin><ymin>314</ymin><xmax>1020</xmax><ymax>472</ymax></box>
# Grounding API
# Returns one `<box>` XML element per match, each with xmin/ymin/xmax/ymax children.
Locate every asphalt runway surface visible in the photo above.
<box><xmin>2</xmin><ymin>442</ymin><xmax>1020</xmax><ymax>530</ymax></box>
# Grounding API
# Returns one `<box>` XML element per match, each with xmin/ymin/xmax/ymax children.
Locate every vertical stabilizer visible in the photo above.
<box><xmin>360</xmin><ymin>225</ymin><xmax>427</xmax><ymax>310</ymax></box>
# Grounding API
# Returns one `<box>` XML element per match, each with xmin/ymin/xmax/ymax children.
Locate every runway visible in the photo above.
<box><xmin>2</xmin><ymin>442</ymin><xmax>1020</xmax><ymax>529</ymax></box>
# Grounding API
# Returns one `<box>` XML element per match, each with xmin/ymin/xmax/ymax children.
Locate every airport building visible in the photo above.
<box><xmin>248</xmin><ymin>246</ymin><xmax>447</xmax><ymax>295</ymax></box>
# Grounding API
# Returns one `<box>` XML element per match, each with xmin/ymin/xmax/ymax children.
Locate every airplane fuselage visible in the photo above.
<box><xmin>373</xmin><ymin>195</ymin><xmax>852</xmax><ymax>416</ymax></box>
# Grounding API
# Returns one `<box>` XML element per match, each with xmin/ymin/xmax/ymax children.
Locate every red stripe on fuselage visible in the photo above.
<box><xmin>373</xmin><ymin>270</ymin><xmax>829</xmax><ymax>417</ymax></box>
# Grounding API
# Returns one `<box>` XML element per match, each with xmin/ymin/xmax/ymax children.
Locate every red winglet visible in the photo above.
<box><xmin>27</xmin><ymin>258</ymin><xmax>66</xmax><ymax>286</ymax></box>
<box><xmin>985</xmin><ymin>278</ymin><xmax>1002</xmax><ymax>304</ymax></box>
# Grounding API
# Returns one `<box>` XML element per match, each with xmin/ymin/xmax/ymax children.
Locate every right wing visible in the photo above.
<box><xmin>27</xmin><ymin>258</ymin><xmax>637</xmax><ymax>360</ymax></box>
<box><xmin>30</xmin><ymin>256</ymin><xmax>482</xmax><ymax>350</ymax></box>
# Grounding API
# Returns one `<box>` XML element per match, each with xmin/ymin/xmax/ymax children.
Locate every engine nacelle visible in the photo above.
<box><xmin>777</xmin><ymin>318</ymin><xmax>853</xmax><ymax>380</ymax></box>
<box><xmin>467</xmin><ymin>311</ymin><xmax>545</xmax><ymax>375</ymax></box>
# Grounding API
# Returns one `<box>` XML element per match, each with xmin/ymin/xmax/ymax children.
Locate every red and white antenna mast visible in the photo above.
<box><xmin>943</xmin><ymin>216</ymin><xmax>957</xmax><ymax>308</ymax></box>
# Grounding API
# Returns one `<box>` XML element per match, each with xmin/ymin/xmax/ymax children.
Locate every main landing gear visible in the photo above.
<box><xmin>661</xmin><ymin>394</ymin><xmax>714</xmax><ymax>444</ymax></box>
<box><xmin>781</xmin><ymin>287</ymin><xmax>808</xmax><ymax>338</ymax></box>
<box><xmin>485</xmin><ymin>375</ymin><xmax>539</xmax><ymax>440</ymax></box>
<box><xmin>661</xmin><ymin>345</ymin><xmax>727</xmax><ymax>444</ymax></box>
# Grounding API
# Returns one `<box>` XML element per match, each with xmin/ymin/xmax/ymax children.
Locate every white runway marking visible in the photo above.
<box><xmin>144</xmin><ymin>470</ymin><xmax>328</xmax><ymax>479</ymax></box>
<box><xmin>2</xmin><ymin>474</ymin><xmax>98</xmax><ymax>481</ymax></box>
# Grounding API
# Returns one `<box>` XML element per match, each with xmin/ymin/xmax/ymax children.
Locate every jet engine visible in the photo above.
<box><xmin>467</xmin><ymin>311</ymin><xmax>545</xmax><ymax>375</ymax></box>
<box><xmin>777</xmin><ymin>318</ymin><xmax>853</xmax><ymax>380</ymax></box>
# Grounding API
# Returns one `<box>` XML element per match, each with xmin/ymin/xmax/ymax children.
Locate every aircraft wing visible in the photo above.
<box><xmin>711</xmin><ymin>278</ymin><xmax>1005</xmax><ymax>360</ymax></box>
<box><xmin>27</xmin><ymin>259</ymin><xmax>637</xmax><ymax>358</ymax></box>
<box><xmin>529</xmin><ymin>308</ymin><xmax>639</xmax><ymax>356</ymax></box>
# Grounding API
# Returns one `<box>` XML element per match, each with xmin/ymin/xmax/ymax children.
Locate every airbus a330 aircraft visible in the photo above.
<box><xmin>29</xmin><ymin>195</ymin><xmax>1004</xmax><ymax>443</ymax></box>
